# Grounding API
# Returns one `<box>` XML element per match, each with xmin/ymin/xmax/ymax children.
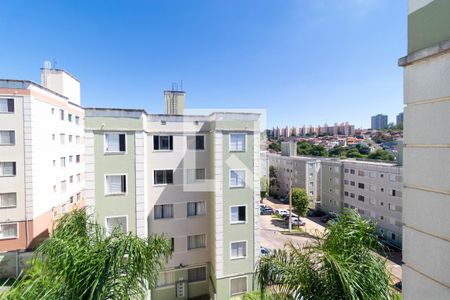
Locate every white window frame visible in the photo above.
<box><xmin>230</xmin><ymin>240</ymin><xmax>247</xmax><ymax>260</ymax></box>
<box><xmin>0</xmin><ymin>98</ymin><xmax>14</xmax><ymax>114</ymax></box>
<box><xmin>186</xmin><ymin>134</ymin><xmax>206</xmax><ymax>151</ymax></box>
<box><xmin>0</xmin><ymin>222</ymin><xmax>18</xmax><ymax>240</ymax></box>
<box><xmin>104</xmin><ymin>132</ymin><xmax>127</xmax><ymax>154</ymax></box>
<box><xmin>153</xmin><ymin>169</ymin><xmax>174</xmax><ymax>185</ymax></box>
<box><xmin>153</xmin><ymin>135</ymin><xmax>173</xmax><ymax>151</ymax></box>
<box><xmin>229</xmin><ymin>205</ymin><xmax>247</xmax><ymax>224</ymax></box>
<box><xmin>0</xmin><ymin>193</ymin><xmax>17</xmax><ymax>208</ymax></box>
<box><xmin>105</xmin><ymin>215</ymin><xmax>128</xmax><ymax>235</ymax></box>
<box><xmin>104</xmin><ymin>174</ymin><xmax>128</xmax><ymax>195</ymax></box>
<box><xmin>0</xmin><ymin>130</ymin><xmax>15</xmax><ymax>145</ymax></box>
<box><xmin>187</xmin><ymin>201</ymin><xmax>207</xmax><ymax>217</ymax></box>
<box><xmin>229</xmin><ymin>169</ymin><xmax>246</xmax><ymax>188</ymax></box>
<box><xmin>229</xmin><ymin>133</ymin><xmax>247</xmax><ymax>152</ymax></box>
<box><xmin>154</xmin><ymin>204</ymin><xmax>174</xmax><ymax>220</ymax></box>
<box><xmin>230</xmin><ymin>276</ymin><xmax>248</xmax><ymax>296</ymax></box>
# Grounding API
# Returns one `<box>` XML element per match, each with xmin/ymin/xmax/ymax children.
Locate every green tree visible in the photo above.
<box><xmin>355</xmin><ymin>143</ymin><xmax>370</xmax><ymax>155</ymax></box>
<box><xmin>345</xmin><ymin>147</ymin><xmax>363</xmax><ymax>158</ymax></box>
<box><xmin>256</xmin><ymin>210</ymin><xmax>396</xmax><ymax>300</ymax></box>
<box><xmin>368</xmin><ymin>149</ymin><xmax>395</xmax><ymax>161</ymax></box>
<box><xmin>310</xmin><ymin>144</ymin><xmax>328</xmax><ymax>157</ymax></box>
<box><xmin>269</xmin><ymin>166</ymin><xmax>280</xmax><ymax>197</ymax></box>
<box><xmin>291</xmin><ymin>188</ymin><xmax>309</xmax><ymax>217</ymax></box>
<box><xmin>268</xmin><ymin>140</ymin><xmax>281</xmax><ymax>152</ymax></box>
<box><xmin>297</xmin><ymin>141</ymin><xmax>313</xmax><ymax>156</ymax></box>
<box><xmin>329</xmin><ymin>146</ymin><xmax>346</xmax><ymax>157</ymax></box>
<box><xmin>3</xmin><ymin>209</ymin><xmax>171</xmax><ymax>300</ymax></box>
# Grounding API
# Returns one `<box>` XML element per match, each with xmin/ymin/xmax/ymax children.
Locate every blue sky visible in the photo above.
<box><xmin>0</xmin><ymin>0</ymin><xmax>407</xmax><ymax>128</ymax></box>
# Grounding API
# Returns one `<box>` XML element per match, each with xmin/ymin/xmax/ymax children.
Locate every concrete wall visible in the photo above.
<box><xmin>0</xmin><ymin>251</ymin><xmax>33</xmax><ymax>278</ymax></box>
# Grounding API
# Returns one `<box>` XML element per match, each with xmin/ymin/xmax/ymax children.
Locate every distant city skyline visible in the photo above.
<box><xmin>0</xmin><ymin>0</ymin><xmax>406</xmax><ymax>128</ymax></box>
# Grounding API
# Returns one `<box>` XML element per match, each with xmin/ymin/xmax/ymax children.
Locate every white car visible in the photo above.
<box><xmin>275</xmin><ymin>209</ymin><xmax>289</xmax><ymax>216</ymax></box>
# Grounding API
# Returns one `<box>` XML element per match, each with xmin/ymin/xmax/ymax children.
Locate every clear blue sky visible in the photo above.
<box><xmin>0</xmin><ymin>0</ymin><xmax>407</xmax><ymax>128</ymax></box>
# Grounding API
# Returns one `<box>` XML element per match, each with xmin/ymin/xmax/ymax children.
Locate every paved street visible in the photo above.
<box><xmin>260</xmin><ymin>197</ymin><xmax>402</xmax><ymax>284</ymax></box>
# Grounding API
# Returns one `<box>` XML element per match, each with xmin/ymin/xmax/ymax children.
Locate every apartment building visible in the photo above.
<box><xmin>340</xmin><ymin>160</ymin><xmax>403</xmax><ymax>248</ymax></box>
<box><xmin>320</xmin><ymin>159</ymin><xmax>343</xmax><ymax>214</ymax></box>
<box><xmin>268</xmin><ymin>150</ymin><xmax>321</xmax><ymax>208</ymax></box>
<box><xmin>0</xmin><ymin>68</ymin><xmax>84</xmax><ymax>254</ymax></box>
<box><xmin>399</xmin><ymin>0</ymin><xmax>450</xmax><ymax>298</ymax></box>
<box><xmin>371</xmin><ymin>114</ymin><xmax>388</xmax><ymax>130</ymax></box>
<box><xmin>84</xmin><ymin>108</ymin><xmax>261</xmax><ymax>299</ymax></box>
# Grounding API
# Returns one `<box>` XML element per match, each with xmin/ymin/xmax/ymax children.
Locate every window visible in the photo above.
<box><xmin>358</xmin><ymin>183</ymin><xmax>365</xmax><ymax>189</ymax></box>
<box><xmin>105</xmin><ymin>133</ymin><xmax>126</xmax><ymax>153</ymax></box>
<box><xmin>350</xmin><ymin>169</ymin><xmax>355</xmax><ymax>174</ymax></box>
<box><xmin>52</xmin><ymin>134</ymin><xmax>56</xmax><ymax>141</ymax></box>
<box><xmin>388</xmin><ymin>203</ymin><xmax>396</xmax><ymax>211</ymax></box>
<box><xmin>53</xmin><ymin>185</ymin><xmax>57</xmax><ymax>193</ymax></box>
<box><xmin>77</xmin><ymin>173</ymin><xmax>81</xmax><ymax>183</ymax></box>
<box><xmin>344</xmin><ymin>191</ymin><xmax>349</xmax><ymax>196</ymax></box>
<box><xmin>391</xmin><ymin>233</ymin><xmax>396</xmax><ymax>240</ymax></box>
<box><xmin>0</xmin><ymin>98</ymin><xmax>14</xmax><ymax>113</ymax></box>
<box><xmin>154</xmin><ymin>170</ymin><xmax>174</xmax><ymax>185</ymax></box>
<box><xmin>0</xmin><ymin>162</ymin><xmax>16</xmax><ymax>176</ymax></box>
<box><xmin>0</xmin><ymin>193</ymin><xmax>17</xmax><ymax>208</ymax></box>
<box><xmin>153</xmin><ymin>135</ymin><xmax>173</xmax><ymax>150</ymax></box>
<box><xmin>69</xmin><ymin>155</ymin><xmax>73</xmax><ymax>163</ymax></box>
<box><xmin>229</xmin><ymin>170</ymin><xmax>245</xmax><ymax>188</ymax></box>
<box><xmin>157</xmin><ymin>271</ymin><xmax>175</xmax><ymax>287</ymax></box>
<box><xmin>230</xmin><ymin>206</ymin><xmax>246</xmax><ymax>224</ymax></box>
<box><xmin>76</xmin><ymin>155</ymin><xmax>81</xmax><ymax>163</ymax></box>
<box><xmin>105</xmin><ymin>216</ymin><xmax>127</xmax><ymax>234</ymax></box>
<box><xmin>350</xmin><ymin>193</ymin><xmax>355</xmax><ymax>198</ymax></box>
<box><xmin>187</xmin><ymin>234</ymin><xmax>206</xmax><ymax>250</ymax></box>
<box><xmin>51</xmin><ymin>108</ymin><xmax>55</xmax><ymax>114</ymax></box>
<box><xmin>154</xmin><ymin>204</ymin><xmax>173</xmax><ymax>219</ymax></box>
<box><xmin>188</xmin><ymin>267</ymin><xmax>206</xmax><ymax>283</ymax></box>
<box><xmin>60</xmin><ymin>157</ymin><xmax>66</xmax><ymax>168</ymax></box>
<box><xmin>344</xmin><ymin>180</ymin><xmax>349</xmax><ymax>185</ymax></box>
<box><xmin>68</xmin><ymin>135</ymin><xmax>73</xmax><ymax>143</ymax></box>
<box><xmin>61</xmin><ymin>180</ymin><xmax>66</xmax><ymax>193</ymax></box>
<box><xmin>187</xmin><ymin>168</ymin><xmax>206</xmax><ymax>183</ymax></box>
<box><xmin>76</xmin><ymin>136</ymin><xmax>81</xmax><ymax>144</ymax></box>
<box><xmin>69</xmin><ymin>196</ymin><xmax>74</xmax><ymax>203</ymax></box>
<box><xmin>187</xmin><ymin>201</ymin><xmax>206</xmax><ymax>217</ymax></box>
<box><xmin>53</xmin><ymin>160</ymin><xmax>56</xmax><ymax>166</ymax></box>
<box><xmin>344</xmin><ymin>168</ymin><xmax>349</xmax><ymax>173</ymax></box>
<box><xmin>229</xmin><ymin>133</ymin><xmax>246</xmax><ymax>151</ymax></box>
<box><xmin>60</xmin><ymin>109</ymin><xmax>64</xmax><ymax>120</ymax></box>
<box><xmin>105</xmin><ymin>175</ymin><xmax>127</xmax><ymax>194</ymax></box>
<box><xmin>358</xmin><ymin>195</ymin><xmax>365</xmax><ymax>202</ymax></box>
<box><xmin>358</xmin><ymin>170</ymin><xmax>365</xmax><ymax>177</ymax></box>
<box><xmin>75</xmin><ymin>116</ymin><xmax>80</xmax><ymax>125</ymax></box>
<box><xmin>230</xmin><ymin>241</ymin><xmax>247</xmax><ymax>259</ymax></box>
<box><xmin>350</xmin><ymin>181</ymin><xmax>355</xmax><ymax>186</ymax></box>
<box><xmin>343</xmin><ymin>203</ymin><xmax>349</xmax><ymax>208</ymax></box>
<box><xmin>380</xmin><ymin>173</ymin><xmax>384</xmax><ymax>178</ymax></box>
<box><xmin>187</xmin><ymin>135</ymin><xmax>205</xmax><ymax>150</ymax></box>
<box><xmin>0</xmin><ymin>131</ymin><xmax>15</xmax><ymax>145</ymax></box>
<box><xmin>60</xmin><ymin>133</ymin><xmax>65</xmax><ymax>144</ymax></box>
<box><xmin>230</xmin><ymin>277</ymin><xmax>247</xmax><ymax>296</ymax></box>
<box><xmin>389</xmin><ymin>189</ymin><xmax>402</xmax><ymax>197</ymax></box>
<box><xmin>76</xmin><ymin>193</ymin><xmax>81</xmax><ymax>201</ymax></box>
<box><xmin>69</xmin><ymin>175</ymin><xmax>74</xmax><ymax>183</ymax></box>
<box><xmin>61</xmin><ymin>204</ymin><xmax>67</xmax><ymax>214</ymax></box>
<box><xmin>0</xmin><ymin>223</ymin><xmax>18</xmax><ymax>239</ymax></box>
<box><xmin>68</xmin><ymin>114</ymin><xmax>72</xmax><ymax>122</ymax></box>
<box><xmin>171</xmin><ymin>237</ymin><xmax>175</xmax><ymax>252</ymax></box>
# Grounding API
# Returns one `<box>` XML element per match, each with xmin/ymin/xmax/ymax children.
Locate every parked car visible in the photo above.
<box><xmin>282</xmin><ymin>212</ymin><xmax>299</xmax><ymax>221</ymax></box>
<box><xmin>275</xmin><ymin>209</ymin><xmax>289</xmax><ymax>216</ymax></box>
<box><xmin>261</xmin><ymin>206</ymin><xmax>274</xmax><ymax>215</ymax></box>
<box><xmin>320</xmin><ymin>212</ymin><xmax>338</xmax><ymax>223</ymax></box>
<box><xmin>260</xmin><ymin>246</ymin><xmax>272</xmax><ymax>256</ymax></box>
<box><xmin>307</xmin><ymin>209</ymin><xmax>325</xmax><ymax>217</ymax></box>
<box><xmin>288</xmin><ymin>217</ymin><xmax>305</xmax><ymax>226</ymax></box>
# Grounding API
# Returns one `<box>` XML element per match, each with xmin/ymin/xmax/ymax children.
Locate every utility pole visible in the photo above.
<box><xmin>288</xmin><ymin>172</ymin><xmax>292</xmax><ymax>232</ymax></box>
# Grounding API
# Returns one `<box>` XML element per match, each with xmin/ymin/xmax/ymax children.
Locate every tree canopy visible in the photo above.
<box><xmin>291</xmin><ymin>188</ymin><xmax>309</xmax><ymax>217</ymax></box>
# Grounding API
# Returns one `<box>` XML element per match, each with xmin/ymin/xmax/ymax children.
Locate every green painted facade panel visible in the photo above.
<box><xmin>408</xmin><ymin>0</ymin><xmax>450</xmax><ymax>53</ymax></box>
<box><xmin>215</xmin><ymin>274</ymin><xmax>255</xmax><ymax>300</ymax></box>
<box><xmin>93</xmin><ymin>131</ymin><xmax>137</xmax><ymax>233</ymax></box>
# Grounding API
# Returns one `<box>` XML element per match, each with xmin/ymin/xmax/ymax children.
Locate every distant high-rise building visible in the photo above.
<box><xmin>396</xmin><ymin>112</ymin><xmax>404</xmax><ymax>126</ymax></box>
<box><xmin>164</xmin><ymin>90</ymin><xmax>185</xmax><ymax>115</ymax></box>
<box><xmin>371</xmin><ymin>114</ymin><xmax>388</xmax><ymax>130</ymax></box>
<box><xmin>399</xmin><ymin>0</ymin><xmax>450</xmax><ymax>298</ymax></box>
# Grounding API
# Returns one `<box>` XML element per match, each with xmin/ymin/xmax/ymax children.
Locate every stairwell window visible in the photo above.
<box><xmin>187</xmin><ymin>201</ymin><xmax>206</xmax><ymax>217</ymax></box>
<box><xmin>105</xmin><ymin>175</ymin><xmax>127</xmax><ymax>195</ymax></box>
<box><xmin>0</xmin><ymin>162</ymin><xmax>16</xmax><ymax>176</ymax></box>
<box><xmin>154</xmin><ymin>170</ymin><xmax>174</xmax><ymax>185</ymax></box>
<box><xmin>154</xmin><ymin>204</ymin><xmax>173</xmax><ymax>219</ymax></box>
<box><xmin>105</xmin><ymin>216</ymin><xmax>127</xmax><ymax>235</ymax></box>
<box><xmin>75</xmin><ymin>116</ymin><xmax>80</xmax><ymax>125</ymax></box>
<box><xmin>229</xmin><ymin>133</ymin><xmax>246</xmax><ymax>152</ymax></box>
<box><xmin>60</xmin><ymin>109</ymin><xmax>65</xmax><ymax>121</ymax></box>
<box><xmin>0</xmin><ymin>193</ymin><xmax>17</xmax><ymax>208</ymax></box>
<box><xmin>230</xmin><ymin>206</ymin><xmax>246</xmax><ymax>224</ymax></box>
<box><xmin>187</xmin><ymin>135</ymin><xmax>205</xmax><ymax>150</ymax></box>
<box><xmin>104</xmin><ymin>133</ymin><xmax>126</xmax><ymax>153</ymax></box>
<box><xmin>230</xmin><ymin>277</ymin><xmax>247</xmax><ymax>296</ymax></box>
<box><xmin>68</xmin><ymin>114</ymin><xmax>73</xmax><ymax>122</ymax></box>
<box><xmin>0</xmin><ymin>223</ymin><xmax>18</xmax><ymax>239</ymax></box>
<box><xmin>0</xmin><ymin>131</ymin><xmax>15</xmax><ymax>145</ymax></box>
<box><xmin>230</xmin><ymin>241</ymin><xmax>247</xmax><ymax>259</ymax></box>
<box><xmin>229</xmin><ymin>170</ymin><xmax>245</xmax><ymax>188</ymax></box>
<box><xmin>187</xmin><ymin>234</ymin><xmax>206</xmax><ymax>250</ymax></box>
<box><xmin>0</xmin><ymin>98</ymin><xmax>14</xmax><ymax>113</ymax></box>
<box><xmin>153</xmin><ymin>135</ymin><xmax>173</xmax><ymax>150</ymax></box>
<box><xmin>188</xmin><ymin>267</ymin><xmax>206</xmax><ymax>283</ymax></box>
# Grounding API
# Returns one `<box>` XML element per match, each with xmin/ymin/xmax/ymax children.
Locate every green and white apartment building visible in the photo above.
<box><xmin>400</xmin><ymin>0</ymin><xmax>450</xmax><ymax>298</ymax></box>
<box><xmin>84</xmin><ymin>106</ymin><xmax>261</xmax><ymax>299</ymax></box>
